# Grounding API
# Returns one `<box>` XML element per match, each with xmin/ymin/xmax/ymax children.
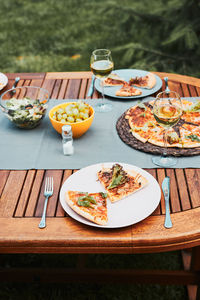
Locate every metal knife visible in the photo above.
<box><xmin>164</xmin><ymin>77</ymin><xmax>170</xmax><ymax>94</ymax></box>
<box><xmin>11</xmin><ymin>76</ymin><xmax>20</xmax><ymax>93</ymax></box>
<box><xmin>87</xmin><ymin>75</ymin><xmax>95</xmax><ymax>98</ymax></box>
<box><xmin>162</xmin><ymin>176</ymin><xmax>172</xmax><ymax>228</ymax></box>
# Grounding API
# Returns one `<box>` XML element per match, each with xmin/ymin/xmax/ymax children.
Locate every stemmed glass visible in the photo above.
<box><xmin>152</xmin><ymin>91</ymin><xmax>182</xmax><ymax>167</ymax></box>
<box><xmin>90</xmin><ymin>49</ymin><xmax>114</xmax><ymax>112</ymax></box>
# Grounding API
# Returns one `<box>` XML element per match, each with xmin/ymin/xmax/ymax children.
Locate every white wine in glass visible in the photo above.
<box><xmin>90</xmin><ymin>49</ymin><xmax>114</xmax><ymax>112</ymax></box>
<box><xmin>152</xmin><ymin>91</ymin><xmax>182</xmax><ymax>167</ymax></box>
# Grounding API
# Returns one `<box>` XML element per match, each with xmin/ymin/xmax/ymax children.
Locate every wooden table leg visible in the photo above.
<box><xmin>182</xmin><ymin>246</ymin><xmax>200</xmax><ymax>300</ymax></box>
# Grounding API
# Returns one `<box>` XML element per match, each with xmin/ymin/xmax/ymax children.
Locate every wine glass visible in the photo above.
<box><xmin>152</xmin><ymin>91</ymin><xmax>182</xmax><ymax>167</ymax></box>
<box><xmin>90</xmin><ymin>49</ymin><xmax>114</xmax><ymax>112</ymax></box>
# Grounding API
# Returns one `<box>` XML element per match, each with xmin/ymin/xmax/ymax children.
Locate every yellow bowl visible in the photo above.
<box><xmin>49</xmin><ymin>102</ymin><xmax>94</xmax><ymax>138</ymax></box>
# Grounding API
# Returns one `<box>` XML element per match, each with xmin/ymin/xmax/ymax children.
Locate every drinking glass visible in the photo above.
<box><xmin>90</xmin><ymin>49</ymin><xmax>114</xmax><ymax>112</ymax></box>
<box><xmin>152</xmin><ymin>91</ymin><xmax>182</xmax><ymax>167</ymax></box>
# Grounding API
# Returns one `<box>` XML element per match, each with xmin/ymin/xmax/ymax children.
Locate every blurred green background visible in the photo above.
<box><xmin>0</xmin><ymin>0</ymin><xmax>200</xmax><ymax>76</ymax></box>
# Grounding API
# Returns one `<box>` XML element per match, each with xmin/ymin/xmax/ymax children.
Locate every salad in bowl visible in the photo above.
<box><xmin>0</xmin><ymin>86</ymin><xmax>49</xmax><ymax>129</ymax></box>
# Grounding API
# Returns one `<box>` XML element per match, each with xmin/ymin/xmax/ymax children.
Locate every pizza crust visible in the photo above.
<box><xmin>104</xmin><ymin>73</ymin><xmax>126</xmax><ymax>86</ymax></box>
<box><xmin>130</xmin><ymin>130</ymin><xmax>148</xmax><ymax>143</ymax></box>
<box><xmin>130</xmin><ymin>73</ymin><xmax>156</xmax><ymax>89</ymax></box>
<box><xmin>145</xmin><ymin>73</ymin><xmax>157</xmax><ymax>89</ymax></box>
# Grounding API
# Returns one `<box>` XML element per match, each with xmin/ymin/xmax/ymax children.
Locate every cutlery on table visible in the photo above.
<box><xmin>87</xmin><ymin>75</ymin><xmax>95</xmax><ymax>98</ymax></box>
<box><xmin>11</xmin><ymin>76</ymin><xmax>20</xmax><ymax>93</ymax></box>
<box><xmin>164</xmin><ymin>77</ymin><xmax>170</xmax><ymax>94</ymax></box>
<box><xmin>38</xmin><ymin>177</ymin><xmax>54</xmax><ymax>229</ymax></box>
<box><xmin>162</xmin><ymin>176</ymin><xmax>172</xmax><ymax>228</ymax></box>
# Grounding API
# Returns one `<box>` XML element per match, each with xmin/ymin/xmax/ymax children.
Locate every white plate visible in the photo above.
<box><xmin>0</xmin><ymin>73</ymin><xmax>8</xmax><ymax>90</ymax></box>
<box><xmin>60</xmin><ymin>162</ymin><xmax>161</xmax><ymax>228</ymax></box>
<box><xmin>95</xmin><ymin>69</ymin><xmax>162</xmax><ymax>99</ymax></box>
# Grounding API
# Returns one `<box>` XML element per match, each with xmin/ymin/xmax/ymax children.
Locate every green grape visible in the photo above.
<box><xmin>67</xmin><ymin>116</ymin><xmax>75</xmax><ymax>123</ymax></box>
<box><xmin>57</xmin><ymin>114</ymin><xmax>62</xmax><ymax>121</ymax></box>
<box><xmin>54</xmin><ymin>101</ymin><xmax>90</xmax><ymax>123</ymax></box>
<box><xmin>79</xmin><ymin>111</ymin><xmax>85</xmax><ymax>119</ymax></box>
<box><xmin>72</xmin><ymin>108</ymin><xmax>79</xmax><ymax>116</ymax></box>
<box><xmin>82</xmin><ymin>113</ymin><xmax>89</xmax><ymax>120</ymax></box>
<box><xmin>76</xmin><ymin>118</ymin><xmax>83</xmax><ymax>123</ymax></box>
<box><xmin>57</xmin><ymin>108</ymin><xmax>64</xmax><ymax>114</ymax></box>
<box><xmin>77</xmin><ymin>102</ymin><xmax>85</xmax><ymax>111</ymax></box>
<box><xmin>62</xmin><ymin>113</ymin><xmax>67</xmax><ymax>119</ymax></box>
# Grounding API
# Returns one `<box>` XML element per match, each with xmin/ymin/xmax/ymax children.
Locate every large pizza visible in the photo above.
<box><xmin>116</xmin><ymin>99</ymin><xmax>200</xmax><ymax>156</ymax></box>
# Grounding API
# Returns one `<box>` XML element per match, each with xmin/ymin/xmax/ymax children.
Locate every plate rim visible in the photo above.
<box><xmin>59</xmin><ymin>162</ymin><xmax>161</xmax><ymax>229</ymax></box>
<box><xmin>0</xmin><ymin>73</ymin><xmax>8</xmax><ymax>90</ymax></box>
<box><xmin>94</xmin><ymin>68</ymin><xmax>162</xmax><ymax>99</ymax></box>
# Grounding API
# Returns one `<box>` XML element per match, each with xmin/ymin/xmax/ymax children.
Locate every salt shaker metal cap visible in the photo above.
<box><xmin>62</xmin><ymin>125</ymin><xmax>72</xmax><ymax>135</ymax></box>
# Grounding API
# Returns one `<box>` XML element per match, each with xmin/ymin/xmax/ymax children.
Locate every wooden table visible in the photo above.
<box><xmin>1</xmin><ymin>72</ymin><xmax>200</xmax><ymax>299</ymax></box>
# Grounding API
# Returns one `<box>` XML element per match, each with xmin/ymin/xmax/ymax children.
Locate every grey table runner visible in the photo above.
<box><xmin>0</xmin><ymin>98</ymin><xmax>199</xmax><ymax>170</ymax></box>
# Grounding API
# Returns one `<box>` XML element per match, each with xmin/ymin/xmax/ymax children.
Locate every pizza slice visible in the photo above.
<box><xmin>125</xmin><ymin>103</ymin><xmax>158</xmax><ymax>142</ymax></box>
<box><xmin>129</xmin><ymin>72</ymin><xmax>156</xmax><ymax>89</ymax></box>
<box><xmin>66</xmin><ymin>191</ymin><xmax>108</xmax><ymax>225</ymax></box>
<box><xmin>97</xmin><ymin>163</ymin><xmax>148</xmax><ymax>203</ymax></box>
<box><xmin>181</xmin><ymin>101</ymin><xmax>200</xmax><ymax>126</ymax></box>
<box><xmin>116</xmin><ymin>83</ymin><xmax>142</xmax><ymax>97</ymax></box>
<box><xmin>104</xmin><ymin>73</ymin><xmax>126</xmax><ymax>86</ymax></box>
<box><xmin>179</xmin><ymin>123</ymin><xmax>200</xmax><ymax>148</ymax></box>
<box><xmin>148</xmin><ymin>127</ymin><xmax>181</xmax><ymax>148</ymax></box>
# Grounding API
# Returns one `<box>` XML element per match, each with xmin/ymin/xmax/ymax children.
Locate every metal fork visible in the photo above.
<box><xmin>38</xmin><ymin>177</ymin><xmax>54</xmax><ymax>229</ymax></box>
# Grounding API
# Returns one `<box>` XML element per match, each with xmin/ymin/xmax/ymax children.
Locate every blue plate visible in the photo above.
<box><xmin>94</xmin><ymin>69</ymin><xmax>163</xmax><ymax>99</ymax></box>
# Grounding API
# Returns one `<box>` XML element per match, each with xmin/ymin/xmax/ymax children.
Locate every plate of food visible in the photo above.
<box><xmin>116</xmin><ymin>98</ymin><xmax>200</xmax><ymax>156</ymax></box>
<box><xmin>59</xmin><ymin>162</ymin><xmax>161</xmax><ymax>228</ymax></box>
<box><xmin>94</xmin><ymin>69</ymin><xmax>162</xmax><ymax>99</ymax></box>
<box><xmin>0</xmin><ymin>73</ymin><xmax>8</xmax><ymax>90</ymax></box>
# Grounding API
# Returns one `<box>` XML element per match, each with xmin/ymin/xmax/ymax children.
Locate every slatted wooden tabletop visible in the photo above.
<box><xmin>1</xmin><ymin>71</ymin><xmax>200</xmax><ymax>299</ymax></box>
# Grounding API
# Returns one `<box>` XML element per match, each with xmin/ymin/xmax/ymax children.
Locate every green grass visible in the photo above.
<box><xmin>0</xmin><ymin>253</ymin><xmax>187</xmax><ymax>299</ymax></box>
<box><xmin>0</xmin><ymin>0</ymin><xmax>199</xmax><ymax>76</ymax></box>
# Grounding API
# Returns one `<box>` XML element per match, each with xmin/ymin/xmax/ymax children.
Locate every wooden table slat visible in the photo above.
<box><xmin>51</xmin><ymin>79</ymin><xmax>62</xmax><ymax>99</ymax></box>
<box><xmin>25</xmin><ymin>170</ymin><xmax>45</xmax><ymax>217</ymax></box>
<box><xmin>185</xmin><ymin>169</ymin><xmax>200</xmax><ymax>209</ymax></box>
<box><xmin>181</xmin><ymin>83</ymin><xmax>190</xmax><ymax>97</ymax></box>
<box><xmin>56</xmin><ymin>170</ymin><xmax>73</xmax><ymax>217</ymax></box>
<box><xmin>168</xmin><ymin>81</ymin><xmax>183</xmax><ymax>97</ymax></box>
<box><xmin>0</xmin><ymin>170</ymin><xmax>10</xmax><ymax>196</ymax></box>
<box><xmin>0</xmin><ymin>171</ymin><xmax>27</xmax><ymax>217</ymax></box>
<box><xmin>79</xmin><ymin>79</ymin><xmax>88</xmax><ymax>99</ymax></box>
<box><xmin>15</xmin><ymin>170</ymin><xmax>36</xmax><ymax>217</ymax></box>
<box><xmin>57</xmin><ymin>79</ymin><xmax>68</xmax><ymax>99</ymax></box>
<box><xmin>175</xmin><ymin>169</ymin><xmax>191</xmax><ymax>211</ymax></box>
<box><xmin>65</xmin><ymin>79</ymin><xmax>81</xmax><ymax>99</ymax></box>
<box><xmin>166</xmin><ymin>169</ymin><xmax>181</xmax><ymax>213</ymax></box>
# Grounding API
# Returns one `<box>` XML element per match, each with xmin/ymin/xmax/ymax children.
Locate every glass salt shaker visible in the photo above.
<box><xmin>62</xmin><ymin>125</ymin><xmax>74</xmax><ymax>155</ymax></box>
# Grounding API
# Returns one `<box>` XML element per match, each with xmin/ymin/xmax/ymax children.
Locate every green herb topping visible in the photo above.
<box><xmin>137</xmin><ymin>102</ymin><xmax>147</xmax><ymax>111</ymax></box>
<box><xmin>186</xmin><ymin>134</ymin><xmax>200</xmax><ymax>142</ymax></box>
<box><xmin>77</xmin><ymin>193</ymin><xmax>97</xmax><ymax>208</ymax></box>
<box><xmin>100</xmin><ymin>192</ymin><xmax>108</xmax><ymax>198</ymax></box>
<box><xmin>107</xmin><ymin>164</ymin><xmax>128</xmax><ymax>190</ymax></box>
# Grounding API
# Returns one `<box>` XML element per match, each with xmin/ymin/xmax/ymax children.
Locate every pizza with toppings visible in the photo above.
<box><xmin>104</xmin><ymin>73</ymin><xmax>126</xmax><ymax>86</ymax></box>
<box><xmin>102</xmin><ymin>71</ymin><xmax>158</xmax><ymax>97</ymax></box>
<box><xmin>129</xmin><ymin>72</ymin><xmax>156</xmax><ymax>89</ymax></box>
<box><xmin>97</xmin><ymin>163</ymin><xmax>148</xmax><ymax>203</ymax></box>
<box><xmin>124</xmin><ymin>99</ymin><xmax>200</xmax><ymax>149</ymax></box>
<box><xmin>66</xmin><ymin>191</ymin><xmax>108</xmax><ymax>225</ymax></box>
<box><xmin>116</xmin><ymin>83</ymin><xmax>142</xmax><ymax>97</ymax></box>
